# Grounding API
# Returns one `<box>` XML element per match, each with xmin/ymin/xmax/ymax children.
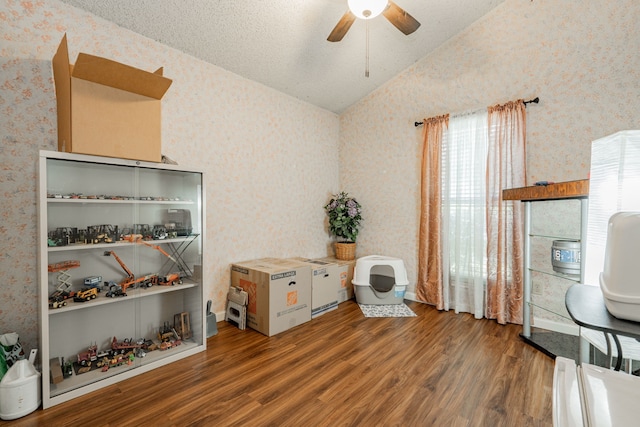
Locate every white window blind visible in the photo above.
<box><xmin>441</xmin><ymin>110</ymin><xmax>488</xmax><ymax>317</ymax></box>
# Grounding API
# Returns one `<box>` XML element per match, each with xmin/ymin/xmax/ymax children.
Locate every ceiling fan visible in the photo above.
<box><xmin>327</xmin><ymin>0</ymin><xmax>421</xmax><ymax>42</ymax></box>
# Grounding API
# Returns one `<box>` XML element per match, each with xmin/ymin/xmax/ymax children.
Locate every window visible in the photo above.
<box><xmin>441</xmin><ymin>111</ymin><xmax>488</xmax><ymax>316</ymax></box>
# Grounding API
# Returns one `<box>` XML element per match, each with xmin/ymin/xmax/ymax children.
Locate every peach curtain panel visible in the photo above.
<box><xmin>416</xmin><ymin>114</ymin><xmax>449</xmax><ymax>309</ymax></box>
<box><xmin>485</xmin><ymin>100</ymin><xmax>526</xmax><ymax>324</ymax></box>
<box><xmin>416</xmin><ymin>101</ymin><xmax>526</xmax><ymax>325</ymax></box>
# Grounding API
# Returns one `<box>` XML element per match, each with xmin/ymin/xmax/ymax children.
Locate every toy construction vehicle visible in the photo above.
<box><xmin>104</xmin><ymin>281</ymin><xmax>127</xmax><ymax>298</ymax></box>
<box><xmin>156</xmin><ymin>321</ymin><xmax>181</xmax><ymax>351</ymax></box>
<box><xmin>103</xmin><ymin>251</ymin><xmax>159</xmax><ymax>296</ymax></box>
<box><xmin>83</xmin><ymin>275</ymin><xmax>103</xmax><ymax>290</ymax></box>
<box><xmin>73</xmin><ymin>287</ymin><xmax>98</xmax><ymax>302</ymax></box>
<box><xmin>48</xmin><ymin>260</ymin><xmax>80</xmax><ymax>308</ymax></box>
<box><xmin>87</xmin><ymin>224</ymin><xmax>119</xmax><ymax>244</ymax></box>
<box><xmin>110</xmin><ymin>337</ymin><xmax>143</xmax><ymax>355</ymax></box>
<box><xmin>76</xmin><ymin>344</ymin><xmax>111</xmax><ymax>367</ymax></box>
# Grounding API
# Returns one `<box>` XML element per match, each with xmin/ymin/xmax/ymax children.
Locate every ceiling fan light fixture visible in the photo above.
<box><xmin>347</xmin><ymin>0</ymin><xmax>388</xmax><ymax>20</ymax></box>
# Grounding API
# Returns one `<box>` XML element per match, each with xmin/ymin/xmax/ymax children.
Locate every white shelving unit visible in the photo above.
<box><xmin>524</xmin><ymin>199</ymin><xmax>588</xmax><ymax>335</ymax></box>
<box><xmin>38</xmin><ymin>150</ymin><xmax>206</xmax><ymax>408</ymax></box>
<box><xmin>503</xmin><ymin>180</ymin><xmax>589</xmax><ymax>358</ymax></box>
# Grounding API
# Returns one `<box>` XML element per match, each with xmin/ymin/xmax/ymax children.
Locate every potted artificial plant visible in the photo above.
<box><xmin>324</xmin><ymin>192</ymin><xmax>363</xmax><ymax>260</ymax></box>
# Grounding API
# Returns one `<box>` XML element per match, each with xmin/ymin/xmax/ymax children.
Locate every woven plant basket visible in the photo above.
<box><xmin>335</xmin><ymin>242</ymin><xmax>356</xmax><ymax>261</ymax></box>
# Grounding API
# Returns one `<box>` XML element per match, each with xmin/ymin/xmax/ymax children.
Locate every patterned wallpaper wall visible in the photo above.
<box><xmin>2</xmin><ymin>0</ymin><xmax>639</xmax><ymax>353</ymax></box>
<box><xmin>340</xmin><ymin>0</ymin><xmax>640</xmax><ymax>327</ymax></box>
<box><xmin>0</xmin><ymin>0</ymin><xmax>339</xmax><ymax>352</ymax></box>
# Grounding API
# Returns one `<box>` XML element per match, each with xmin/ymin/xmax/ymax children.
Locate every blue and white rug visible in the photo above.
<box><xmin>358</xmin><ymin>303</ymin><xmax>417</xmax><ymax>318</ymax></box>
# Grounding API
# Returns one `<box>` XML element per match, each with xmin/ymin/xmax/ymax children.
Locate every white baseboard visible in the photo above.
<box><xmin>406</xmin><ymin>291</ymin><xmax>580</xmax><ymax>337</ymax></box>
<box><xmin>405</xmin><ymin>291</ymin><xmax>419</xmax><ymax>302</ymax></box>
<box><xmin>532</xmin><ymin>317</ymin><xmax>580</xmax><ymax>336</ymax></box>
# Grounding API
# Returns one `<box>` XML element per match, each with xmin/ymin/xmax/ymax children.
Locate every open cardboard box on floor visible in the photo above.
<box><xmin>52</xmin><ymin>34</ymin><xmax>172</xmax><ymax>162</ymax></box>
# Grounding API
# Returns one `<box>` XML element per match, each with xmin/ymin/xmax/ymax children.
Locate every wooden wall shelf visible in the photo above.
<box><xmin>502</xmin><ymin>179</ymin><xmax>589</xmax><ymax>202</ymax></box>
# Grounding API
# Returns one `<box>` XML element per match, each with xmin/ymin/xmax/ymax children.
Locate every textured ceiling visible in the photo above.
<box><xmin>58</xmin><ymin>0</ymin><xmax>505</xmax><ymax>113</ymax></box>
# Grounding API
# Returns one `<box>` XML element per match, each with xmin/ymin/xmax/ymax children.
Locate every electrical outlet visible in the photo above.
<box><xmin>532</xmin><ymin>280</ymin><xmax>543</xmax><ymax>296</ymax></box>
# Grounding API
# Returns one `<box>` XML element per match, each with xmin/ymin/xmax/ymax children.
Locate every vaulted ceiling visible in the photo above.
<box><xmin>58</xmin><ymin>0</ymin><xmax>505</xmax><ymax>113</ymax></box>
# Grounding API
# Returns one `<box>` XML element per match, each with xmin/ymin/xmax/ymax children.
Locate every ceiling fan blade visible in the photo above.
<box><xmin>327</xmin><ymin>10</ymin><xmax>356</xmax><ymax>42</ymax></box>
<box><xmin>383</xmin><ymin>1</ymin><xmax>421</xmax><ymax>35</ymax></box>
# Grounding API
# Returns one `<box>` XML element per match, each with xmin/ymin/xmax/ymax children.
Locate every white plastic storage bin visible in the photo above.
<box><xmin>600</xmin><ymin>211</ymin><xmax>640</xmax><ymax>321</ymax></box>
<box><xmin>352</xmin><ymin>255</ymin><xmax>408</xmax><ymax>305</ymax></box>
<box><xmin>553</xmin><ymin>356</ymin><xmax>640</xmax><ymax>426</ymax></box>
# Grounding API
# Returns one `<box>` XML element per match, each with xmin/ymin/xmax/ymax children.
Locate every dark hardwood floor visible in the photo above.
<box><xmin>5</xmin><ymin>301</ymin><xmax>554</xmax><ymax>427</ymax></box>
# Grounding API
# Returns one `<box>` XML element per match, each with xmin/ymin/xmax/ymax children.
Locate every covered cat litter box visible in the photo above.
<box><xmin>600</xmin><ymin>212</ymin><xmax>640</xmax><ymax>322</ymax></box>
<box><xmin>352</xmin><ymin>255</ymin><xmax>408</xmax><ymax>305</ymax></box>
<box><xmin>0</xmin><ymin>358</ymin><xmax>41</xmax><ymax>420</ymax></box>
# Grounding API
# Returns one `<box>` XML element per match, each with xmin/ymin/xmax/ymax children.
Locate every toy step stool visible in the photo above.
<box><xmin>225</xmin><ymin>286</ymin><xmax>248</xmax><ymax>330</ymax></box>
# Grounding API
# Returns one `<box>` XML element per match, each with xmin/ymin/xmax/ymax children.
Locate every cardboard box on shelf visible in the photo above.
<box><xmin>52</xmin><ymin>34</ymin><xmax>172</xmax><ymax>162</ymax></box>
<box><xmin>319</xmin><ymin>256</ymin><xmax>356</xmax><ymax>303</ymax></box>
<box><xmin>291</xmin><ymin>258</ymin><xmax>340</xmax><ymax>318</ymax></box>
<box><xmin>230</xmin><ymin>258</ymin><xmax>311</xmax><ymax>337</ymax></box>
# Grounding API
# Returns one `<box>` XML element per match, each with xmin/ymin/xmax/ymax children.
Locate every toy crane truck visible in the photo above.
<box><xmin>103</xmin><ymin>251</ymin><xmax>159</xmax><ymax>297</ymax></box>
<box><xmin>129</xmin><ymin>236</ymin><xmax>184</xmax><ymax>286</ymax></box>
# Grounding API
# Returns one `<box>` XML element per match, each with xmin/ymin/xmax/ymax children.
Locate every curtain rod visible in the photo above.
<box><xmin>414</xmin><ymin>97</ymin><xmax>539</xmax><ymax>127</ymax></box>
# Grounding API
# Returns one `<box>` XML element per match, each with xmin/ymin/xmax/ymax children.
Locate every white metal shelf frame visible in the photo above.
<box><xmin>38</xmin><ymin>149</ymin><xmax>206</xmax><ymax>409</ymax></box>
<box><xmin>522</xmin><ymin>198</ymin><xmax>588</xmax><ymax>337</ymax></box>
<box><xmin>47</xmin><ymin>236</ymin><xmax>196</xmax><ymax>252</ymax></box>
<box><xmin>502</xmin><ymin>180</ymin><xmax>590</xmax><ymax>342</ymax></box>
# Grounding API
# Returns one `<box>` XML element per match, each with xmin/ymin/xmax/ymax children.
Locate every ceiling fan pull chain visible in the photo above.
<box><xmin>365</xmin><ymin>20</ymin><xmax>370</xmax><ymax>78</ymax></box>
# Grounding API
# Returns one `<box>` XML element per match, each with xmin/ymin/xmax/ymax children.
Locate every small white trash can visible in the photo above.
<box><xmin>0</xmin><ymin>359</ymin><xmax>41</xmax><ymax>420</ymax></box>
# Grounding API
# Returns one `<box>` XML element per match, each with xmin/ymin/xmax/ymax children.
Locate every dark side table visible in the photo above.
<box><xmin>565</xmin><ymin>283</ymin><xmax>640</xmax><ymax>371</ymax></box>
